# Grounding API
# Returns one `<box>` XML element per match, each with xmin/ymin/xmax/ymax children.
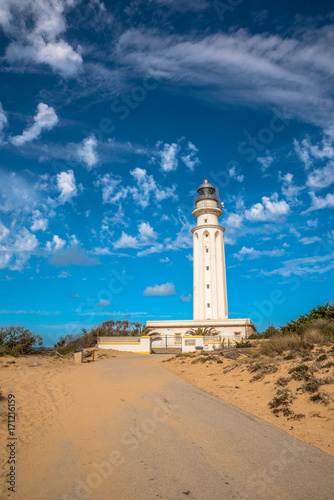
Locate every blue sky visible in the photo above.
<box><xmin>0</xmin><ymin>0</ymin><xmax>333</xmax><ymax>345</ymax></box>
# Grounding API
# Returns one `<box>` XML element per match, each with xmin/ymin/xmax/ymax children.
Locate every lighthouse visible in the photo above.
<box><xmin>145</xmin><ymin>178</ymin><xmax>255</xmax><ymax>352</ymax></box>
<box><xmin>192</xmin><ymin>180</ymin><xmax>228</xmax><ymax>320</ymax></box>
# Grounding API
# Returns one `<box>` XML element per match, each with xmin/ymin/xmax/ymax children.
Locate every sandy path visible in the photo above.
<box><xmin>1</xmin><ymin>354</ymin><xmax>334</xmax><ymax>499</ymax></box>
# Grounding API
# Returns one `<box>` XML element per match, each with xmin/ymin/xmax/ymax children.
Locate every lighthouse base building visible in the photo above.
<box><xmin>99</xmin><ymin>180</ymin><xmax>255</xmax><ymax>353</ymax></box>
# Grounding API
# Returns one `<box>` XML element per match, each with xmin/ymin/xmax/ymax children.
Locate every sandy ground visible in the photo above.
<box><xmin>164</xmin><ymin>346</ymin><xmax>334</xmax><ymax>456</ymax></box>
<box><xmin>0</xmin><ymin>347</ymin><xmax>333</xmax><ymax>499</ymax></box>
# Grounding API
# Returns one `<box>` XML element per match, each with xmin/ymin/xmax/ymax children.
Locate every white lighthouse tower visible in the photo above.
<box><xmin>145</xmin><ymin>178</ymin><xmax>255</xmax><ymax>351</ymax></box>
<box><xmin>192</xmin><ymin>180</ymin><xmax>228</xmax><ymax>321</ymax></box>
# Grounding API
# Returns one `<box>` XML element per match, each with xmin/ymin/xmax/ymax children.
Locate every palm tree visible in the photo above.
<box><xmin>135</xmin><ymin>325</ymin><xmax>157</xmax><ymax>336</ymax></box>
<box><xmin>185</xmin><ymin>326</ymin><xmax>219</xmax><ymax>336</ymax></box>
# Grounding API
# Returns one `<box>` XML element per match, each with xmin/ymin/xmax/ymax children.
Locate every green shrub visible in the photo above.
<box><xmin>0</xmin><ymin>326</ymin><xmax>42</xmax><ymax>356</ymax></box>
<box><xmin>289</xmin><ymin>364</ymin><xmax>309</xmax><ymax>380</ymax></box>
<box><xmin>310</xmin><ymin>392</ymin><xmax>330</xmax><ymax>405</ymax></box>
<box><xmin>281</xmin><ymin>304</ymin><xmax>334</xmax><ymax>335</ymax></box>
<box><xmin>235</xmin><ymin>339</ymin><xmax>252</xmax><ymax>348</ymax></box>
<box><xmin>268</xmin><ymin>389</ymin><xmax>293</xmax><ymax>416</ymax></box>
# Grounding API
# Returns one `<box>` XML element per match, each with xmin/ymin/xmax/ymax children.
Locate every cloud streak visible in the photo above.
<box><xmin>10</xmin><ymin>103</ymin><xmax>58</xmax><ymax>146</ymax></box>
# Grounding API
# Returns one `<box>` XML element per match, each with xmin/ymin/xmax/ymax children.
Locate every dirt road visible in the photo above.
<box><xmin>3</xmin><ymin>354</ymin><xmax>334</xmax><ymax>499</ymax></box>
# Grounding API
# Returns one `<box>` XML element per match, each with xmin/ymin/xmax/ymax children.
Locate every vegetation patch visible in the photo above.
<box><xmin>235</xmin><ymin>339</ymin><xmax>252</xmax><ymax>348</ymax></box>
<box><xmin>0</xmin><ymin>326</ymin><xmax>43</xmax><ymax>356</ymax></box>
<box><xmin>289</xmin><ymin>365</ymin><xmax>309</xmax><ymax>380</ymax></box>
<box><xmin>249</xmin><ymin>363</ymin><xmax>278</xmax><ymax>382</ymax></box>
<box><xmin>275</xmin><ymin>377</ymin><xmax>291</xmax><ymax>387</ymax></box>
<box><xmin>268</xmin><ymin>389</ymin><xmax>293</xmax><ymax>417</ymax></box>
<box><xmin>310</xmin><ymin>392</ymin><xmax>330</xmax><ymax>405</ymax></box>
<box><xmin>302</xmin><ymin>378</ymin><xmax>320</xmax><ymax>393</ymax></box>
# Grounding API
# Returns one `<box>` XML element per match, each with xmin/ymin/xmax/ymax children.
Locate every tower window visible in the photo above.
<box><xmin>206</xmin><ymin>234</ymin><xmax>208</xmax><ymax>237</ymax></box>
<box><xmin>206</xmin><ymin>248</ymin><xmax>209</xmax><ymax>253</ymax></box>
<box><xmin>204</xmin><ymin>219</ymin><xmax>208</xmax><ymax>223</ymax></box>
<box><xmin>207</xmin><ymin>284</ymin><xmax>210</xmax><ymax>289</ymax></box>
<box><xmin>206</xmin><ymin>266</ymin><xmax>209</xmax><ymax>270</ymax></box>
<box><xmin>207</xmin><ymin>303</ymin><xmax>210</xmax><ymax>308</ymax></box>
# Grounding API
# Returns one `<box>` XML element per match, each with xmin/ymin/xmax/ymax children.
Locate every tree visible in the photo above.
<box><xmin>260</xmin><ymin>326</ymin><xmax>280</xmax><ymax>338</ymax></box>
<box><xmin>281</xmin><ymin>303</ymin><xmax>334</xmax><ymax>335</ymax></box>
<box><xmin>185</xmin><ymin>326</ymin><xmax>219</xmax><ymax>336</ymax></box>
<box><xmin>133</xmin><ymin>324</ymin><xmax>155</xmax><ymax>336</ymax></box>
<box><xmin>0</xmin><ymin>326</ymin><xmax>43</xmax><ymax>356</ymax></box>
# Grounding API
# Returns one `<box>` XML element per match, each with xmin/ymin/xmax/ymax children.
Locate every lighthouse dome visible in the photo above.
<box><xmin>195</xmin><ymin>179</ymin><xmax>218</xmax><ymax>203</ymax></box>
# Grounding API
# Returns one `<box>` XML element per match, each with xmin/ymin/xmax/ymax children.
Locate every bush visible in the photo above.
<box><xmin>310</xmin><ymin>392</ymin><xmax>330</xmax><ymax>405</ymax></box>
<box><xmin>275</xmin><ymin>377</ymin><xmax>291</xmax><ymax>387</ymax></box>
<box><xmin>259</xmin><ymin>334</ymin><xmax>307</xmax><ymax>356</ymax></box>
<box><xmin>248</xmin><ymin>333</ymin><xmax>258</xmax><ymax>340</ymax></box>
<box><xmin>281</xmin><ymin>304</ymin><xmax>334</xmax><ymax>335</ymax></box>
<box><xmin>268</xmin><ymin>389</ymin><xmax>293</xmax><ymax>416</ymax></box>
<box><xmin>289</xmin><ymin>365</ymin><xmax>309</xmax><ymax>380</ymax></box>
<box><xmin>235</xmin><ymin>339</ymin><xmax>252</xmax><ymax>348</ymax></box>
<box><xmin>55</xmin><ymin>328</ymin><xmax>98</xmax><ymax>355</ymax></box>
<box><xmin>0</xmin><ymin>326</ymin><xmax>43</xmax><ymax>356</ymax></box>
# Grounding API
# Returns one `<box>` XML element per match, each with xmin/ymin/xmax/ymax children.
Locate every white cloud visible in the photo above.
<box><xmin>233</xmin><ymin>246</ymin><xmax>285</xmax><ymax>260</ymax></box>
<box><xmin>137</xmin><ymin>243</ymin><xmax>164</xmax><ymax>257</ymax></box>
<box><xmin>306</xmin><ymin>161</ymin><xmax>334</xmax><ymax>191</ymax></box>
<box><xmin>225</xmin><ymin>213</ymin><xmax>244</xmax><ymax>229</ymax></box>
<box><xmin>143</xmin><ymin>282</ymin><xmax>176</xmax><ymax>296</ymax></box>
<box><xmin>262</xmin><ymin>252</ymin><xmax>334</xmax><ymax>278</ymax></box>
<box><xmin>279</xmin><ymin>172</ymin><xmax>304</xmax><ymax>204</ymax></box>
<box><xmin>95</xmin><ymin>174</ymin><xmax>128</xmax><ymax>204</ymax></box>
<box><xmin>294</xmin><ymin>127</ymin><xmax>334</xmax><ymax>169</ymax></box>
<box><xmin>46</xmin><ymin>235</ymin><xmax>66</xmax><ymax>251</ymax></box>
<box><xmin>303</xmin><ymin>192</ymin><xmax>334</xmax><ymax>213</ymax></box>
<box><xmin>245</xmin><ymin>193</ymin><xmax>290</xmax><ymax>222</ymax></box>
<box><xmin>77</xmin><ymin>135</ymin><xmax>99</xmax><ymax>170</ymax></box>
<box><xmin>0</xmin><ymin>102</ymin><xmax>8</xmax><ymax>144</ymax></box>
<box><xmin>1</xmin><ymin>0</ymin><xmax>82</xmax><ymax>77</ymax></box>
<box><xmin>157</xmin><ymin>142</ymin><xmax>180</xmax><ymax>172</ymax></box>
<box><xmin>0</xmin><ymin>227</ymin><xmax>38</xmax><ymax>271</ymax></box>
<box><xmin>160</xmin><ymin>257</ymin><xmax>170</xmax><ymax>263</ymax></box>
<box><xmin>13</xmin><ymin>228</ymin><xmax>38</xmax><ymax>252</ymax></box>
<box><xmin>257</xmin><ymin>154</ymin><xmax>274</xmax><ymax>173</ymax></box>
<box><xmin>115</xmin><ymin>25</ymin><xmax>334</xmax><ymax>127</ymax></box>
<box><xmin>307</xmin><ymin>218</ymin><xmax>318</xmax><ymax>228</ymax></box>
<box><xmin>289</xmin><ymin>227</ymin><xmax>301</xmax><ymax>239</ymax></box>
<box><xmin>138</xmin><ymin>222</ymin><xmax>158</xmax><ymax>243</ymax></box>
<box><xmin>113</xmin><ymin>232</ymin><xmax>139</xmax><ymax>249</ymax></box>
<box><xmin>0</xmin><ymin>220</ymin><xmax>9</xmax><ymax>242</ymax></box>
<box><xmin>31</xmin><ymin>210</ymin><xmax>48</xmax><ymax>232</ymax></box>
<box><xmin>299</xmin><ymin>236</ymin><xmax>321</xmax><ymax>245</ymax></box>
<box><xmin>129</xmin><ymin>168</ymin><xmax>178</xmax><ymax>208</ymax></box>
<box><xmin>95</xmin><ymin>169</ymin><xmax>177</xmax><ymax>210</ymax></box>
<box><xmin>10</xmin><ymin>103</ymin><xmax>58</xmax><ymax>146</ymax></box>
<box><xmin>181</xmin><ymin>293</ymin><xmax>192</xmax><ymax>302</ymax></box>
<box><xmin>58</xmin><ymin>270</ymin><xmax>71</xmax><ymax>278</ymax></box>
<box><xmin>96</xmin><ymin>298</ymin><xmax>111</xmax><ymax>307</ymax></box>
<box><xmin>57</xmin><ymin>170</ymin><xmax>78</xmax><ymax>204</ymax></box>
<box><xmin>181</xmin><ymin>142</ymin><xmax>200</xmax><ymax>171</ymax></box>
<box><xmin>113</xmin><ymin>222</ymin><xmax>158</xmax><ymax>250</ymax></box>
<box><xmin>91</xmin><ymin>247</ymin><xmax>114</xmax><ymax>255</ymax></box>
<box><xmin>229</xmin><ymin>165</ymin><xmax>244</xmax><ymax>182</ymax></box>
